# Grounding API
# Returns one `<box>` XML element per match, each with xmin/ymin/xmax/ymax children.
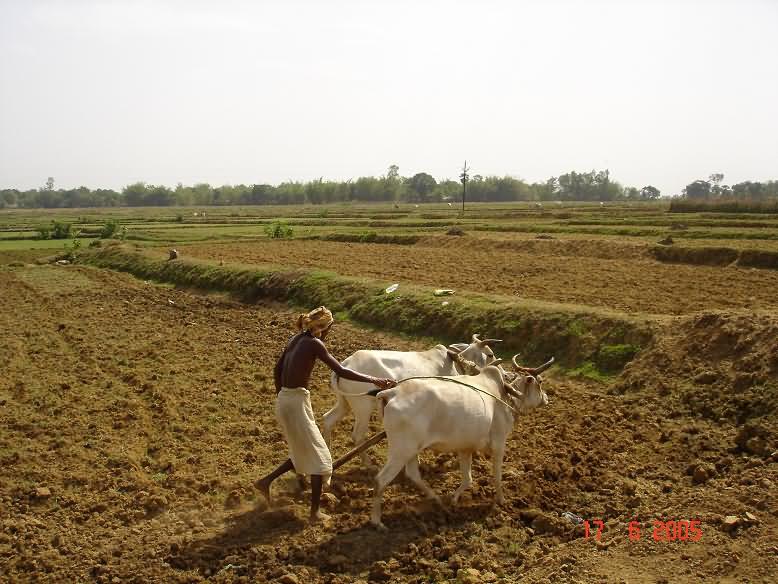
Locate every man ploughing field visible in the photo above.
<box><xmin>255</xmin><ymin>306</ymin><xmax>396</xmax><ymax>523</ymax></box>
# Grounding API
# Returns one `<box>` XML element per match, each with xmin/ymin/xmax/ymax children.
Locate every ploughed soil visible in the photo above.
<box><xmin>173</xmin><ymin>237</ymin><xmax>778</xmax><ymax>316</ymax></box>
<box><xmin>1</xmin><ymin>263</ymin><xmax>777</xmax><ymax>583</ymax></box>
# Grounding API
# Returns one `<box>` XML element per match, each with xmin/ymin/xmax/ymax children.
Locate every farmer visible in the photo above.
<box><xmin>255</xmin><ymin>306</ymin><xmax>396</xmax><ymax>523</ymax></box>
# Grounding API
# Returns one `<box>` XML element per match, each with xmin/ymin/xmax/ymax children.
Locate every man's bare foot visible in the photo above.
<box><xmin>309</xmin><ymin>510</ymin><xmax>331</xmax><ymax>524</ymax></box>
<box><xmin>254</xmin><ymin>478</ymin><xmax>271</xmax><ymax>504</ymax></box>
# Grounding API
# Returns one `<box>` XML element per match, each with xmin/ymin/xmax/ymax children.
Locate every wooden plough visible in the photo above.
<box><xmin>332</xmin><ymin>430</ymin><xmax>386</xmax><ymax>471</ymax></box>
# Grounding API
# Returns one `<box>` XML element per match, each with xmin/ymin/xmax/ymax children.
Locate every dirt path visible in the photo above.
<box><xmin>1</xmin><ymin>264</ymin><xmax>776</xmax><ymax>583</ymax></box>
<box><xmin>174</xmin><ymin>238</ymin><xmax>778</xmax><ymax>316</ymax></box>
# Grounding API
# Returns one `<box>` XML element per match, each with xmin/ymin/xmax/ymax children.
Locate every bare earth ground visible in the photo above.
<box><xmin>174</xmin><ymin>238</ymin><xmax>778</xmax><ymax>316</ymax></box>
<box><xmin>1</xmin><ymin>264</ymin><xmax>776</xmax><ymax>583</ymax></box>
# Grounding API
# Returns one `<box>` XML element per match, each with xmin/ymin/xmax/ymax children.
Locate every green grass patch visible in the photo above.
<box><xmin>302</xmin><ymin>232</ymin><xmax>421</xmax><ymax>245</ymax></box>
<box><xmin>0</xmin><ymin>238</ymin><xmax>82</xmax><ymax>251</ymax></box>
<box><xmin>595</xmin><ymin>344</ymin><xmax>641</xmax><ymax>373</ymax></box>
<box><xmin>567</xmin><ymin>361</ymin><xmax>614</xmax><ymax>383</ymax></box>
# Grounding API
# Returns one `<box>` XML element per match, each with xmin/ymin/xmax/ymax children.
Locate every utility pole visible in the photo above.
<box><xmin>460</xmin><ymin>160</ymin><xmax>469</xmax><ymax>213</ymax></box>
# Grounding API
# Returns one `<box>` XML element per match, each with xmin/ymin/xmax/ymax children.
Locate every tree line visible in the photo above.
<box><xmin>682</xmin><ymin>174</ymin><xmax>778</xmax><ymax>200</ymax></box>
<box><xmin>1</xmin><ymin>167</ymin><xmax>775</xmax><ymax>209</ymax></box>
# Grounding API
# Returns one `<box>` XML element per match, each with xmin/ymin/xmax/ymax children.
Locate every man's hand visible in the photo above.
<box><xmin>374</xmin><ymin>378</ymin><xmax>397</xmax><ymax>390</ymax></box>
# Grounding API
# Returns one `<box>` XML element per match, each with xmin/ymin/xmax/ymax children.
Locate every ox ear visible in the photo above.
<box><xmin>447</xmin><ymin>348</ymin><xmax>461</xmax><ymax>359</ymax></box>
<box><xmin>448</xmin><ymin>343</ymin><xmax>468</xmax><ymax>353</ymax></box>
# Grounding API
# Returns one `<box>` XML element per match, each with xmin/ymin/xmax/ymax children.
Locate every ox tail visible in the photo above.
<box><xmin>371</xmin><ymin>388</ymin><xmax>397</xmax><ymax>419</ymax></box>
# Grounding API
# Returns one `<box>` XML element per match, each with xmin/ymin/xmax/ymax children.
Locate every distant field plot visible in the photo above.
<box><xmin>173</xmin><ymin>236</ymin><xmax>778</xmax><ymax>316</ymax></box>
<box><xmin>3</xmin><ymin>201</ymin><xmax>778</xmax><ymax>247</ymax></box>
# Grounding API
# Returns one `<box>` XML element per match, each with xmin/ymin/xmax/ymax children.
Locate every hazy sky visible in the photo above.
<box><xmin>1</xmin><ymin>0</ymin><xmax>776</xmax><ymax>196</ymax></box>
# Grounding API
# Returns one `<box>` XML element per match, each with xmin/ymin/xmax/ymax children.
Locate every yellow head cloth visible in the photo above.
<box><xmin>296</xmin><ymin>306</ymin><xmax>334</xmax><ymax>338</ymax></box>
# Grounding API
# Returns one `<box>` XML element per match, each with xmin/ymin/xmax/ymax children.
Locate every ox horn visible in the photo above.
<box><xmin>512</xmin><ymin>353</ymin><xmax>531</xmax><ymax>373</ymax></box>
<box><xmin>480</xmin><ymin>338</ymin><xmax>503</xmax><ymax>345</ymax></box>
<box><xmin>488</xmin><ymin>358</ymin><xmax>504</xmax><ymax>367</ymax></box>
<box><xmin>531</xmin><ymin>356</ymin><xmax>555</xmax><ymax>375</ymax></box>
<box><xmin>471</xmin><ymin>333</ymin><xmax>482</xmax><ymax>344</ymax></box>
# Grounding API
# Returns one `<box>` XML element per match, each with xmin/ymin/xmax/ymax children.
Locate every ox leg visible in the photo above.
<box><xmin>322</xmin><ymin>394</ymin><xmax>349</xmax><ymax>447</ymax></box>
<box><xmin>350</xmin><ymin>398</ymin><xmax>377</xmax><ymax>467</ymax></box>
<box><xmin>370</xmin><ymin>454</ymin><xmax>408</xmax><ymax>530</ymax></box>
<box><xmin>404</xmin><ymin>456</ymin><xmax>441</xmax><ymax>504</ymax></box>
<box><xmin>491</xmin><ymin>443</ymin><xmax>506</xmax><ymax>506</ymax></box>
<box><xmin>451</xmin><ymin>451</ymin><xmax>473</xmax><ymax>505</ymax></box>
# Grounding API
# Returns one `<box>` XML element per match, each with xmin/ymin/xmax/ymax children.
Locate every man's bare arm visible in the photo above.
<box><xmin>314</xmin><ymin>339</ymin><xmax>394</xmax><ymax>388</ymax></box>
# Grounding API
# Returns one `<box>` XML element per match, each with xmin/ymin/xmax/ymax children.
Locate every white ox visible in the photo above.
<box><xmin>323</xmin><ymin>334</ymin><xmax>502</xmax><ymax>466</ymax></box>
<box><xmin>369</xmin><ymin>356</ymin><xmax>553</xmax><ymax>529</ymax></box>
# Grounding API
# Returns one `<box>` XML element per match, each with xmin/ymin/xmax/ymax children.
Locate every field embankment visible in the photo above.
<box><xmin>650</xmin><ymin>245</ymin><xmax>778</xmax><ymax>269</ymax></box>
<box><xmin>171</xmin><ymin>236</ymin><xmax>778</xmax><ymax>316</ymax></box>
<box><xmin>79</xmin><ymin>244</ymin><xmax>654</xmax><ymax>374</ymax></box>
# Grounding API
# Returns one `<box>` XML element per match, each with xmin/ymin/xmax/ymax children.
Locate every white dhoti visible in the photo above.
<box><xmin>276</xmin><ymin>387</ymin><xmax>333</xmax><ymax>482</ymax></box>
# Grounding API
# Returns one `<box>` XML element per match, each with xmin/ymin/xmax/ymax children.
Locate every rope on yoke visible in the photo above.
<box><xmin>335</xmin><ymin>375</ymin><xmax>519</xmax><ymax>414</ymax></box>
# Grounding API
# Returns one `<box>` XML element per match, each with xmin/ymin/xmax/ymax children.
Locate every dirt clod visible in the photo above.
<box><xmin>456</xmin><ymin>567</ymin><xmax>482</xmax><ymax>584</ymax></box>
<box><xmin>34</xmin><ymin>487</ymin><xmax>52</xmax><ymax>498</ymax></box>
<box><xmin>692</xmin><ymin>463</ymin><xmax>715</xmax><ymax>484</ymax></box>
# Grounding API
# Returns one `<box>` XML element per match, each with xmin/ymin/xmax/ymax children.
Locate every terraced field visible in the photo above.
<box><xmin>174</xmin><ymin>236</ymin><xmax>778</xmax><ymax>316</ymax></box>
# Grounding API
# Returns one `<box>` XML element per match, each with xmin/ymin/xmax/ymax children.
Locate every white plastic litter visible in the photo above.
<box><xmin>385</xmin><ymin>283</ymin><xmax>399</xmax><ymax>294</ymax></box>
<box><xmin>561</xmin><ymin>511</ymin><xmax>584</xmax><ymax>525</ymax></box>
<box><xmin>433</xmin><ymin>289</ymin><xmax>455</xmax><ymax>296</ymax></box>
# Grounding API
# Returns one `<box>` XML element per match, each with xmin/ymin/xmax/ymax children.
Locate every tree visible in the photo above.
<box><xmin>709</xmin><ymin>173</ymin><xmax>724</xmax><ymax>197</ymax></box>
<box><xmin>408</xmin><ymin>172</ymin><xmax>437</xmax><ymax>203</ymax></box>
<box><xmin>123</xmin><ymin>182</ymin><xmax>148</xmax><ymax>206</ymax></box>
<box><xmin>387</xmin><ymin>164</ymin><xmax>399</xmax><ymax>182</ymax></box>
<box><xmin>683</xmin><ymin>180</ymin><xmax>711</xmax><ymax>199</ymax></box>
<box><xmin>640</xmin><ymin>185</ymin><xmax>661</xmax><ymax>200</ymax></box>
<box><xmin>624</xmin><ymin>187</ymin><xmax>640</xmax><ymax>199</ymax></box>
<box><xmin>45</xmin><ymin>177</ymin><xmax>55</xmax><ymax>191</ymax></box>
<box><xmin>0</xmin><ymin>189</ymin><xmax>18</xmax><ymax>208</ymax></box>
<box><xmin>146</xmin><ymin>185</ymin><xmax>175</xmax><ymax>206</ymax></box>
<box><xmin>732</xmin><ymin>181</ymin><xmax>765</xmax><ymax>200</ymax></box>
<box><xmin>61</xmin><ymin>186</ymin><xmax>92</xmax><ymax>208</ymax></box>
<box><xmin>249</xmin><ymin>184</ymin><xmax>274</xmax><ymax>204</ymax></box>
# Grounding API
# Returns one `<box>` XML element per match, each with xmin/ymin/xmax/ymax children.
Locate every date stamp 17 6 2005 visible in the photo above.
<box><xmin>584</xmin><ymin>519</ymin><xmax>703</xmax><ymax>542</ymax></box>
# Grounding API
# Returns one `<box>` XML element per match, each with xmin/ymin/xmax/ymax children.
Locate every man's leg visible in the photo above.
<box><xmin>309</xmin><ymin>474</ymin><xmax>330</xmax><ymax>522</ymax></box>
<box><xmin>255</xmin><ymin>458</ymin><xmax>294</xmax><ymax>504</ymax></box>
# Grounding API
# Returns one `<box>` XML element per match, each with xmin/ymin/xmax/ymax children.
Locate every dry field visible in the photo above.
<box><xmin>2</xmin><ymin>251</ymin><xmax>777</xmax><ymax>583</ymax></box>
<box><xmin>176</xmin><ymin>236</ymin><xmax>778</xmax><ymax>316</ymax></box>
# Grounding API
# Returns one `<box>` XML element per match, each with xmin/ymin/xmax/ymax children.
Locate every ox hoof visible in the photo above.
<box><xmin>371</xmin><ymin>521</ymin><xmax>388</xmax><ymax>531</ymax></box>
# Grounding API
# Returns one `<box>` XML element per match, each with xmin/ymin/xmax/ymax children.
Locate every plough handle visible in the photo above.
<box><xmin>332</xmin><ymin>431</ymin><xmax>387</xmax><ymax>471</ymax></box>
